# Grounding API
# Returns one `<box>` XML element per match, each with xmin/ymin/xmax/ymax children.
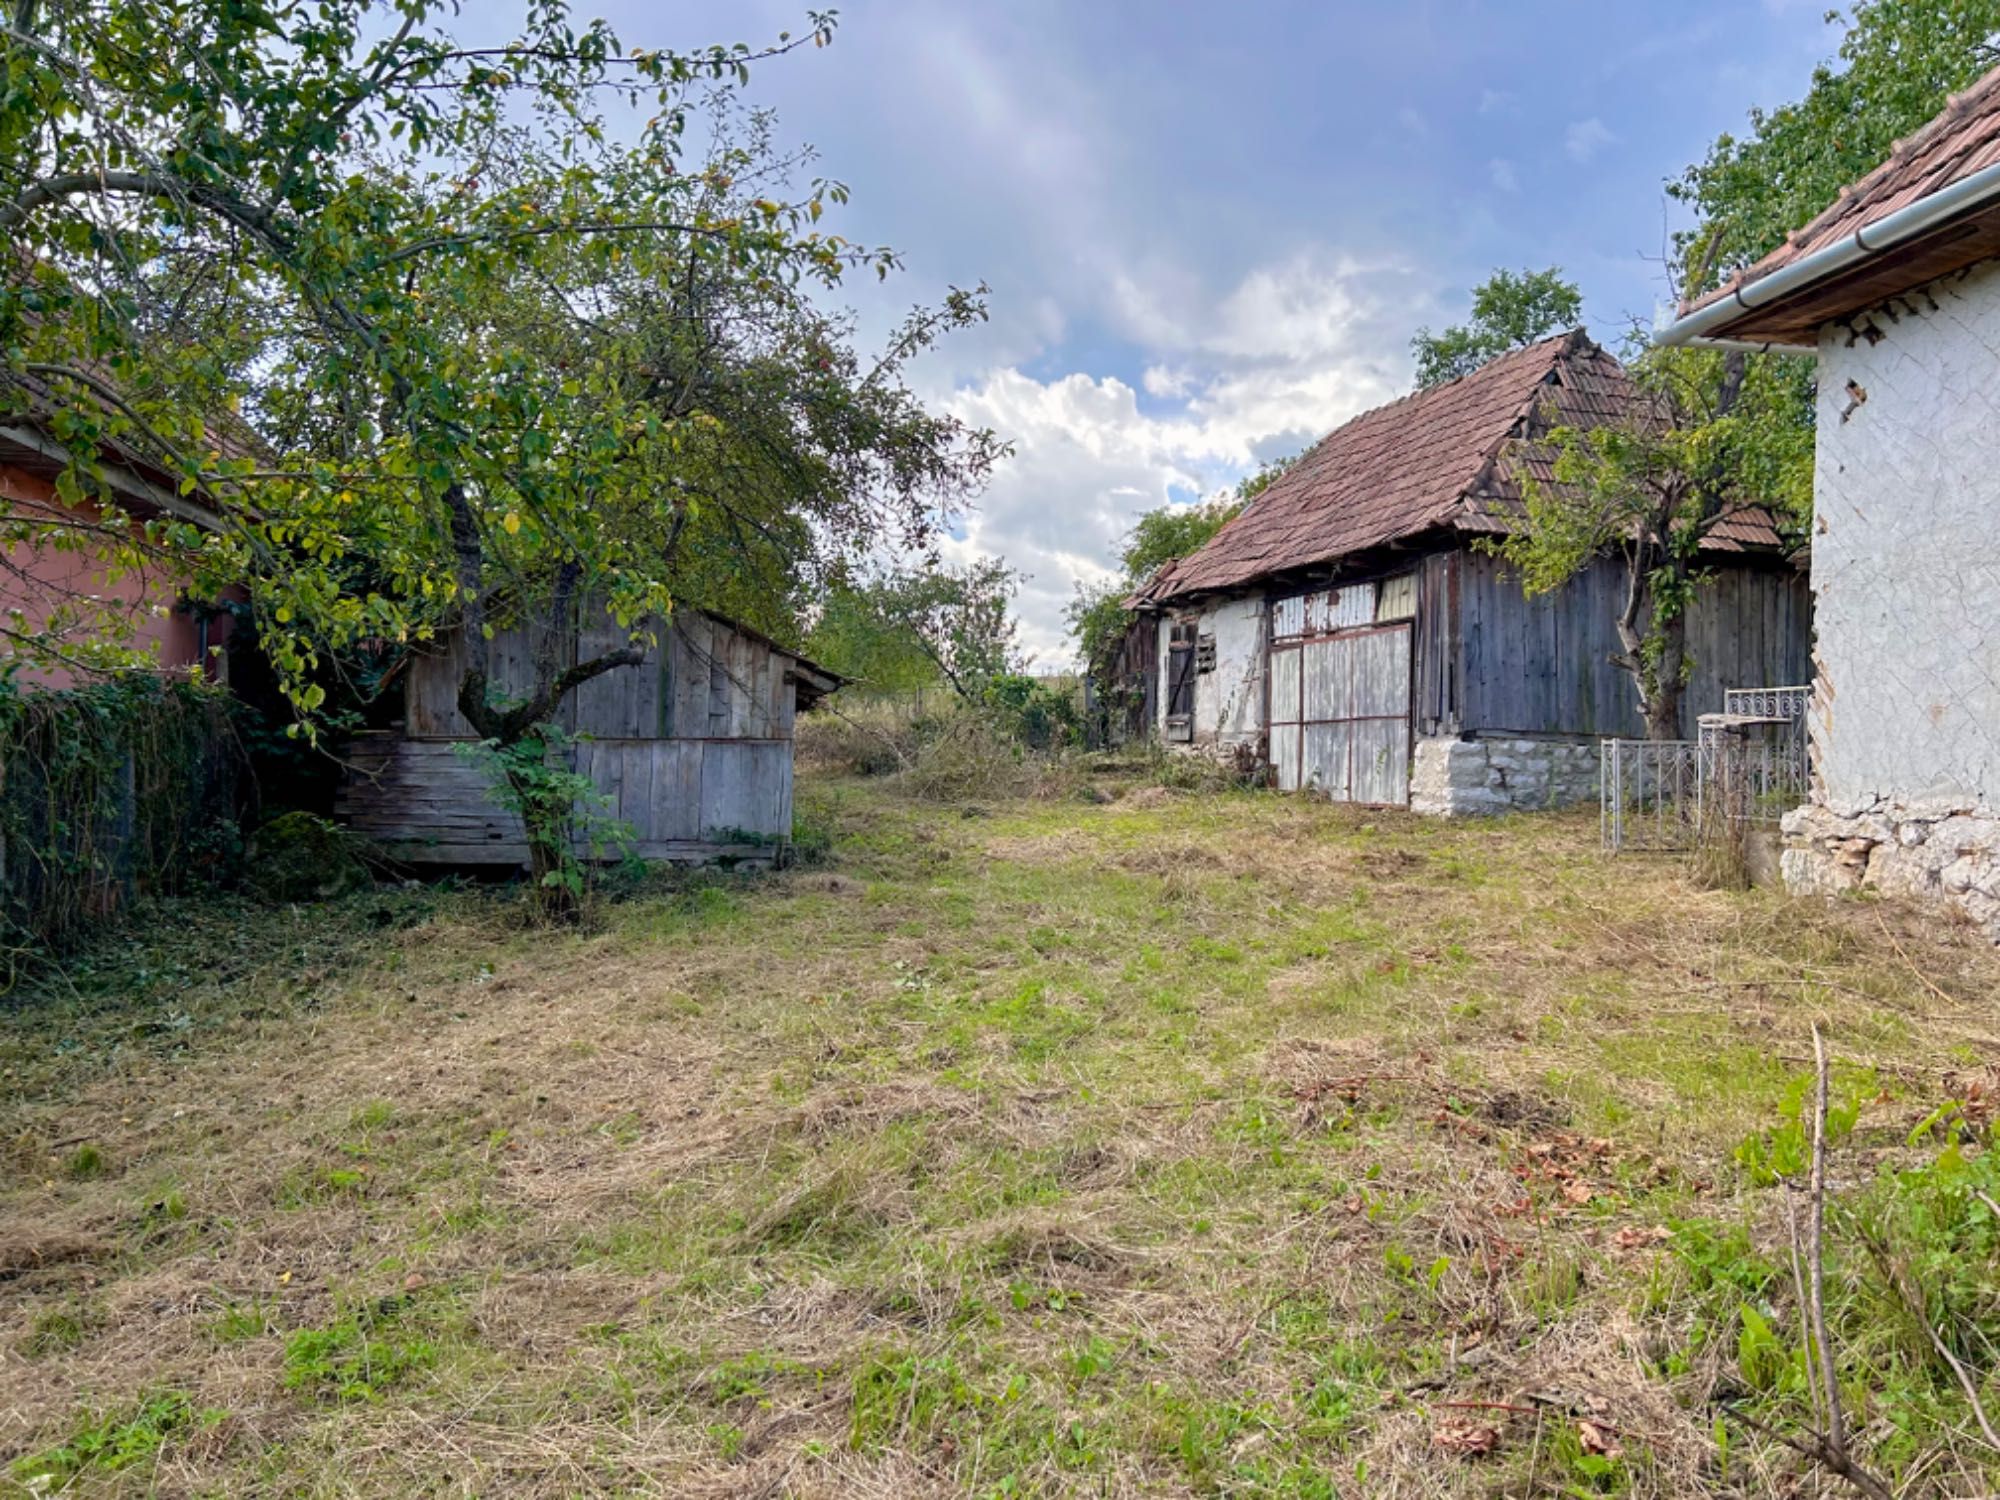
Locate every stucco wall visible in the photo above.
<box><xmin>1157</xmin><ymin>593</ymin><xmax>1266</xmax><ymax>749</ymax></box>
<box><xmin>0</xmin><ymin>464</ymin><xmax>233</xmax><ymax>687</ymax></box>
<box><xmin>1789</xmin><ymin>259</ymin><xmax>2000</xmax><ymax>939</ymax></box>
<box><xmin>1811</xmin><ymin>261</ymin><xmax>2000</xmax><ymax>817</ymax></box>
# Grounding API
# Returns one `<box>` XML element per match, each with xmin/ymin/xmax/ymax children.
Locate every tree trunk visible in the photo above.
<box><xmin>1643</xmin><ymin>611</ymin><xmax>1688</xmax><ymax>742</ymax></box>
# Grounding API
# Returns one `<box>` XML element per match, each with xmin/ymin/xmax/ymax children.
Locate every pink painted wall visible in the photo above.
<box><xmin>1</xmin><ymin>462</ymin><xmax>235</xmax><ymax>689</ymax></box>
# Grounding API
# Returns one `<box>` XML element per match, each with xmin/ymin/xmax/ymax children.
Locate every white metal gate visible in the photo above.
<box><xmin>1269</xmin><ymin>619</ymin><xmax>1412</xmax><ymax>805</ymax></box>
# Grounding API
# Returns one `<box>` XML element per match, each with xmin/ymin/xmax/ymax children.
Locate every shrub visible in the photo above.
<box><xmin>982</xmin><ymin>673</ymin><xmax>1082</xmax><ymax>751</ymax></box>
<box><xmin>898</xmin><ymin>713</ymin><xmax>1027</xmax><ymax>802</ymax></box>
<box><xmin>1143</xmin><ymin>740</ymin><xmax>1267</xmax><ymax>794</ymax></box>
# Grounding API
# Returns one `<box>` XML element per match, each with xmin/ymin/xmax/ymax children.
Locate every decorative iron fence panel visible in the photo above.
<box><xmin>1600</xmin><ymin>738</ymin><xmax>1702</xmax><ymax>853</ymax></box>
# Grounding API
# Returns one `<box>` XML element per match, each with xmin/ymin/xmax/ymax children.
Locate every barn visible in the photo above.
<box><xmin>1131</xmin><ymin>330</ymin><xmax>1812</xmax><ymax>814</ymax></box>
<box><xmin>338</xmin><ymin>608</ymin><xmax>843</xmax><ymax>867</ymax></box>
<box><xmin>1654</xmin><ymin>65</ymin><xmax>2000</xmax><ymax>938</ymax></box>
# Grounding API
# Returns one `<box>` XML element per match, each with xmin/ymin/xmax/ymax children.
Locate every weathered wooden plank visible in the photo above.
<box><xmin>1351</xmin><ymin>626</ymin><xmax>1410</xmax><ymax>719</ymax></box>
<box><xmin>660</xmin><ymin>739</ymin><xmax>703</xmax><ymax>842</ymax></box>
<box><xmin>1350</xmin><ymin>718</ymin><xmax>1410</xmax><ymax>805</ymax></box>
<box><xmin>1268</xmin><ymin>645</ymin><xmax>1301</xmax><ymax>726</ymax></box>
<box><xmin>619</xmin><ymin>741</ymin><xmax>651</xmax><ymax>836</ymax></box>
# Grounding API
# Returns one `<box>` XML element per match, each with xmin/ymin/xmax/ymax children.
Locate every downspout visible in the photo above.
<box><xmin>1653</xmin><ymin>157</ymin><xmax>2000</xmax><ymax>348</ymax></box>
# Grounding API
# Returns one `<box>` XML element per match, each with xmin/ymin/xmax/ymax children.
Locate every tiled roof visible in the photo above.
<box><xmin>1149</xmin><ymin>331</ymin><xmax>1781</xmax><ymax>602</ymax></box>
<box><xmin>1682</xmin><ymin>62</ymin><xmax>2000</xmax><ymax>332</ymax></box>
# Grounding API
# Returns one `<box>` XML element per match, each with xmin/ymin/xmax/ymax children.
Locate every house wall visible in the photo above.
<box><xmin>1</xmin><ymin>464</ymin><xmax>234</xmax><ymax>687</ymax></box>
<box><xmin>1157</xmin><ymin>592</ymin><xmax>1266</xmax><ymax>751</ymax></box>
<box><xmin>1781</xmin><ymin>259</ymin><xmax>2000</xmax><ymax>938</ymax></box>
<box><xmin>340</xmin><ymin>611</ymin><xmax>802</xmax><ymax>866</ymax></box>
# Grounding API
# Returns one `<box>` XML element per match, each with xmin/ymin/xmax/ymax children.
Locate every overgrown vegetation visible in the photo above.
<box><xmin>0</xmin><ymin>2</ymin><xmax>1001</xmax><ymax>922</ymax></box>
<box><xmin>0</xmin><ymin>675</ymin><xmax>239</xmax><ymax>962</ymax></box>
<box><xmin>6</xmin><ymin>777</ymin><xmax>1999</xmax><ymax>1494</ymax></box>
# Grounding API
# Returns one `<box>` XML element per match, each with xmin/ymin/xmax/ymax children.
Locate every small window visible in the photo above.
<box><xmin>1196</xmin><ymin>632</ymin><xmax>1216</xmax><ymax>673</ymax></box>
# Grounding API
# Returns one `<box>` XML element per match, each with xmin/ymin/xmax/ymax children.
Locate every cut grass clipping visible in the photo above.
<box><xmin>4</xmin><ymin>776</ymin><xmax>2000</xmax><ymax>1494</ymax></box>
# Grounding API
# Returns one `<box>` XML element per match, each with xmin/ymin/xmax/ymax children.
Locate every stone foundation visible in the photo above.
<box><xmin>1781</xmin><ymin>802</ymin><xmax>2000</xmax><ymax>942</ymax></box>
<box><xmin>1410</xmin><ymin>735</ymin><xmax>1601</xmax><ymax>817</ymax></box>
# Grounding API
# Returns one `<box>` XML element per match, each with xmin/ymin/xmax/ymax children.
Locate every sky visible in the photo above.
<box><xmin>594</xmin><ymin>0</ymin><xmax>1845</xmax><ymax>665</ymax></box>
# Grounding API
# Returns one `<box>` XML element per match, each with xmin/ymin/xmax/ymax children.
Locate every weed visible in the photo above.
<box><xmin>10</xmin><ymin>1390</ymin><xmax>205</xmax><ymax>1485</ymax></box>
<box><xmin>210</xmin><ymin>1299</ymin><xmax>275</xmax><ymax>1343</ymax></box>
<box><xmin>21</xmin><ymin>1303</ymin><xmax>90</xmax><ymax>1356</ymax></box>
<box><xmin>282</xmin><ymin>1298</ymin><xmax>440</xmax><ymax>1403</ymax></box>
<box><xmin>65</xmin><ymin>1141</ymin><xmax>107</xmax><ymax>1179</ymax></box>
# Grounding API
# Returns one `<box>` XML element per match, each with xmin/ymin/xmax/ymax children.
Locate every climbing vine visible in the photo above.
<box><xmin>0</xmin><ymin>675</ymin><xmax>242</xmax><ymax>966</ymax></box>
<box><xmin>456</xmin><ymin>724</ymin><xmax>634</xmax><ymax>924</ymax></box>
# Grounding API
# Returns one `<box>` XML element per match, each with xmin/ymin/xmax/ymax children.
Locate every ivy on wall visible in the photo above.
<box><xmin>0</xmin><ymin>676</ymin><xmax>242</xmax><ymax>963</ymax></box>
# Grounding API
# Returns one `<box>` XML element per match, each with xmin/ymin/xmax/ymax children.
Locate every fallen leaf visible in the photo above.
<box><xmin>1562</xmin><ymin>1182</ymin><xmax>1594</xmax><ymax>1205</ymax></box>
<box><xmin>402</xmin><ymin>1272</ymin><xmax>427</xmax><ymax>1292</ymax></box>
<box><xmin>1613</xmin><ymin>1225</ymin><xmax>1672</xmax><ymax>1250</ymax></box>
<box><xmin>1578</xmin><ymin>1419</ymin><xmax>1623</xmax><ymax>1459</ymax></box>
<box><xmin>1433</xmin><ymin>1422</ymin><xmax>1501</xmax><ymax>1457</ymax></box>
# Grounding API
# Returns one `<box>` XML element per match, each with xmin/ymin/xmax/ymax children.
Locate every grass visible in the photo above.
<box><xmin>3</xmin><ymin>775</ymin><xmax>2000</xmax><ymax>1495</ymax></box>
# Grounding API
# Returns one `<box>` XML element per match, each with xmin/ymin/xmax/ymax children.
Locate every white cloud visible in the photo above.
<box><xmin>1488</xmin><ymin>158</ymin><xmax>1519</xmax><ymax>193</ymax></box>
<box><xmin>1564</xmin><ymin>116</ymin><xmax>1617</xmax><ymax>164</ymax></box>
<box><xmin>1397</xmin><ymin>105</ymin><xmax>1429</xmax><ymax>138</ymax></box>
<box><xmin>1477</xmin><ymin>89</ymin><xmax>1518</xmax><ymax>116</ymax></box>
<box><xmin>933</xmin><ymin>253</ymin><xmax>1421</xmax><ymax>666</ymax></box>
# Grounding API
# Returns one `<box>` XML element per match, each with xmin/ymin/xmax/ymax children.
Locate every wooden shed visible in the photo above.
<box><xmin>337</xmin><ymin>609</ymin><xmax>843</xmax><ymax>867</ymax></box>
<box><xmin>1135</xmin><ymin>331</ymin><xmax>1812</xmax><ymax>814</ymax></box>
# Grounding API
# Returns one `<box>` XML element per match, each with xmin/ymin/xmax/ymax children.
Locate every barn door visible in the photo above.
<box><xmin>1269</xmin><ymin>593</ymin><xmax>1412</xmax><ymax>805</ymax></box>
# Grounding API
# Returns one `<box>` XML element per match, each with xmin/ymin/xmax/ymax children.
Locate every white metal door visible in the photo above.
<box><xmin>1269</xmin><ymin>620</ymin><xmax>1411</xmax><ymax>804</ymax></box>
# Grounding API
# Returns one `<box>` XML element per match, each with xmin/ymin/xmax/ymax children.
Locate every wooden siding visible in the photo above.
<box><xmin>345</xmin><ymin>611</ymin><xmax>806</xmax><ymax>866</ymax></box>
<box><xmin>1452</xmin><ymin>549</ymin><xmax>1811</xmax><ymax>738</ymax></box>
<box><xmin>336</xmin><ymin>735</ymin><xmax>794</xmax><ymax>867</ymax></box>
<box><xmin>1413</xmin><ymin>550</ymin><xmax>1460</xmax><ymax>736</ymax></box>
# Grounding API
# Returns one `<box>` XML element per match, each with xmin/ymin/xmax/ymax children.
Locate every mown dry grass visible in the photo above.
<box><xmin>4</xmin><ymin>779</ymin><xmax>2000</xmax><ymax>1497</ymax></box>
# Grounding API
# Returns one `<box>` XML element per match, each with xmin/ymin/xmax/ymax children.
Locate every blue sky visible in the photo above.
<box><xmin>595</xmin><ymin>1</ymin><xmax>1844</xmax><ymax>661</ymax></box>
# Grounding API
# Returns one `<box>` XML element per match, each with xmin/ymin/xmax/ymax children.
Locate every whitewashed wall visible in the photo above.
<box><xmin>1156</xmin><ymin>593</ymin><xmax>1266</xmax><ymax>748</ymax></box>
<box><xmin>1786</xmin><ymin>257</ymin><xmax>2000</xmax><ymax>939</ymax></box>
<box><xmin>1811</xmin><ymin>259</ymin><xmax>2000</xmax><ymax>817</ymax></box>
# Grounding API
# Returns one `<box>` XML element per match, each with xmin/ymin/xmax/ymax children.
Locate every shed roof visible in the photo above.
<box><xmin>697</xmin><ymin>608</ymin><xmax>846</xmax><ymax>708</ymax></box>
<box><xmin>1147</xmin><ymin>330</ymin><xmax>1783</xmax><ymax>605</ymax></box>
<box><xmin>1668</xmin><ymin>63</ymin><xmax>2000</xmax><ymax>346</ymax></box>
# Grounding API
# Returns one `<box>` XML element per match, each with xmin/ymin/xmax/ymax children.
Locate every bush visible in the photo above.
<box><xmin>982</xmin><ymin>673</ymin><xmax>1082</xmax><ymax>751</ymax></box>
<box><xmin>244</xmin><ymin>811</ymin><xmax>374</xmax><ymax>903</ymax></box>
<box><xmin>0</xmin><ymin>676</ymin><xmax>243</xmax><ymax>952</ymax></box>
<box><xmin>897</xmin><ymin>713</ymin><xmax>1027</xmax><ymax>802</ymax></box>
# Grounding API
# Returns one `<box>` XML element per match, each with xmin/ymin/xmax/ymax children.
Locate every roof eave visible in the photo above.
<box><xmin>1654</xmin><ymin>157</ymin><xmax>2000</xmax><ymax>350</ymax></box>
<box><xmin>0</xmin><ymin>421</ymin><xmax>226</xmax><ymax>531</ymax></box>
